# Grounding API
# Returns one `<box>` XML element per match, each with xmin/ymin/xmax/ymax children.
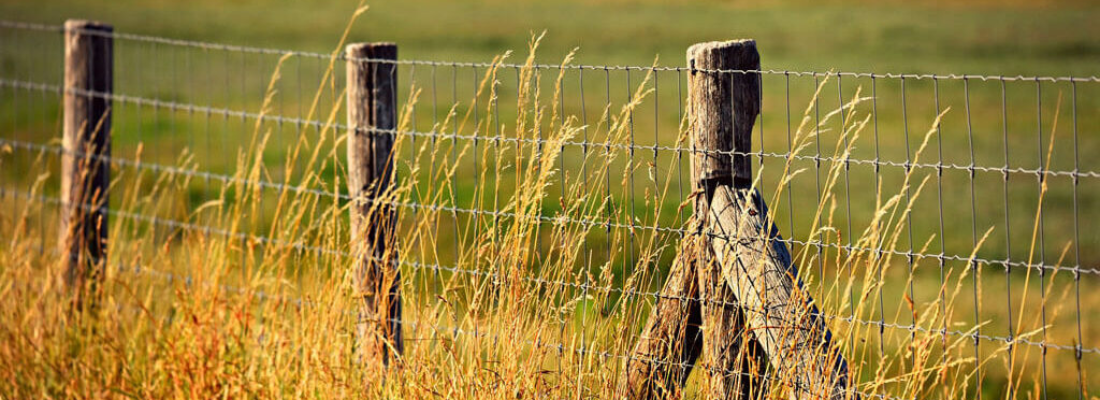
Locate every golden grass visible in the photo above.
<box><xmin>0</xmin><ymin>7</ymin><xmax>1094</xmax><ymax>400</ymax></box>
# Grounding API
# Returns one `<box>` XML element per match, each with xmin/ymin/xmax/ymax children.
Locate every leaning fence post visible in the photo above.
<box><xmin>61</xmin><ymin>19</ymin><xmax>113</xmax><ymax>310</ymax></box>
<box><xmin>687</xmin><ymin>40</ymin><xmax>767</xmax><ymax>400</ymax></box>
<box><xmin>346</xmin><ymin>42</ymin><xmax>403</xmax><ymax>371</ymax></box>
<box><xmin>620</xmin><ymin>239</ymin><xmax>705</xmax><ymax>399</ymax></box>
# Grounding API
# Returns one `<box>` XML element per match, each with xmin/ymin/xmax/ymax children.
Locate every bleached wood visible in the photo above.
<box><xmin>687</xmin><ymin>40</ymin><xmax>759</xmax><ymax>190</ymax></box>
<box><xmin>621</xmin><ymin>39</ymin><xmax>765</xmax><ymax>400</ymax></box>
<box><xmin>689</xmin><ymin>39</ymin><xmax>766</xmax><ymax>400</ymax></box>
<box><xmin>707</xmin><ymin>186</ymin><xmax>852</xmax><ymax>400</ymax></box>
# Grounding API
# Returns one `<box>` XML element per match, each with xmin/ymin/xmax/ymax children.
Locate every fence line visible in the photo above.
<box><xmin>3</xmin><ymin>77</ymin><xmax>1097</xmax><ymax>181</ymax></box>
<box><xmin>4</xmin><ymin>135</ymin><xmax>1095</xmax><ymax>280</ymax></box>
<box><xmin>5</xmin><ymin>184</ymin><xmax>1094</xmax><ymax>369</ymax></box>
<box><xmin>1</xmin><ymin>18</ymin><xmax>1096</xmax><ymax>399</ymax></box>
<box><xmin>3</xmin><ymin>19</ymin><xmax>1099</xmax><ymax>83</ymax></box>
<box><xmin>3</xmin><ymin>72</ymin><xmax>1096</xmax><ymax>278</ymax></box>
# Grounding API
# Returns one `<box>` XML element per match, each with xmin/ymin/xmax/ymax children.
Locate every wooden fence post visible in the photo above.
<box><xmin>346</xmin><ymin>42</ymin><xmax>403</xmax><ymax>371</ymax></box>
<box><xmin>620</xmin><ymin>239</ymin><xmax>705</xmax><ymax>399</ymax></box>
<box><xmin>708</xmin><ymin>187</ymin><xmax>853</xmax><ymax>400</ymax></box>
<box><xmin>692</xmin><ymin>41</ymin><xmax>856</xmax><ymax>400</ymax></box>
<box><xmin>620</xmin><ymin>40</ymin><xmax>769</xmax><ymax>400</ymax></box>
<box><xmin>61</xmin><ymin>19</ymin><xmax>112</xmax><ymax>310</ymax></box>
<box><xmin>687</xmin><ymin>40</ymin><xmax>766</xmax><ymax>400</ymax></box>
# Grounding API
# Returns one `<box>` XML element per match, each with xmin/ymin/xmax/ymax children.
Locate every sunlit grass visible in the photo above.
<box><xmin>0</xmin><ymin>7</ymin><xmax>1096</xmax><ymax>400</ymax></box>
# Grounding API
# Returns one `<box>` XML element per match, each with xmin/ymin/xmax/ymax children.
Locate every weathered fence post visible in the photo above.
<box><xmin>346</xmin><ymin>42</ymin><xmax>403</xmax><ymax>370</ymax></box>
<box><xmin>620</xmin><ymin>240</ymin><xmax>705</xmax><ymax>399</ymax></box>
<box><xmin>626</xmin><ymin>39</ymin><xmax>853</xmax><ymax>400</ymax></box>
<box><xmin>61</xmin><ymin>19</ymin><xmax>112</xmax><ymax>310</ymax></box>
<box><xmin>620</xmin><ymin>40</ymin><xmax>768</xmax><ymax>400</ymax></box>
<box><xmin>708</xmin><ymin>186</ymin><xmax>853</xmax><ymax>400</ymax></box>
<box><xmin>691</xmin><ymin>41</ymin><xmax>855</xmax><ymax>400</ymax></box>
<box><xmin>687</xmin><ymin>40</ymin><xmax>767</xmax><ymax>400</ymax></box>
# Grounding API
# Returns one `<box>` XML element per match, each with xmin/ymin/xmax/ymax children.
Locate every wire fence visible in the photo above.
<box><xmin>1</xmin><ymin>20</ymin><xmax>1097</xmax><ymax>399</ymax></box>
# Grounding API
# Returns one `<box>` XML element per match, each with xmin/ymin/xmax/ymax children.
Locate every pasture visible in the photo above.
<box><xmin>0</xmin><ymin>0</ymin><xmax>1097</xmax><ymax>399</ymax></box>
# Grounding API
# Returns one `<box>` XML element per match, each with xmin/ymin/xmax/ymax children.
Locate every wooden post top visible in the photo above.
<box><xmin>687</xmin><ymin>39</ymin><xmax>761</xmax><ymax>192</ymax></box>
<box><xmin>687</xmin><ymin>39</ymin><xmax>757</xmax><ymax>67</ymax></box>
<box><xmin>64</xmin><ymin>19</ymin><xmax>113</xmax><ymax>32</ymax></box>
<box><xmin>345</xmin><ymin>42</ymin><xmax>397</xmax><ymax>59</ymax></box>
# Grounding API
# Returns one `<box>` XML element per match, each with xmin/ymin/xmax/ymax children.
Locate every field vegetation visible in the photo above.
<box><xmin>0</xmin><ymin>0</ymin><xmax>1097</xmax><ymax>398</ymax></box>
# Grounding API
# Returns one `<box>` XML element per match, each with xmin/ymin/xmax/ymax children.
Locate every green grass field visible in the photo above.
<box><xmin>3</xmin><ymin>0</ymin><xmax>1098</xmax><ymax>254</ymax></box>
<box><xmin>3</xmin><ymin>0</ymin><xmax>1100</xmax><ymax>74</ymax></box>
<box><xmin>1</xmin><ymin>0</ymin><xmax>1098</xmax><ymax>398</ymax></box>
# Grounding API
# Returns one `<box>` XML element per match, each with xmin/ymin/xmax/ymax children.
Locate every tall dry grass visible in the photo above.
<box><xmin>0</xmin><ymin>6</ymin><xmax>1091</xmax><ymax>400</ymax></box>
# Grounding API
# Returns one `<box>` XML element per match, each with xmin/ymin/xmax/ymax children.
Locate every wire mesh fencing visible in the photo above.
<box><xmin>1</xmin><ymin>19</ymin><xmax>1098</xmax><ymax>400</ymax></box>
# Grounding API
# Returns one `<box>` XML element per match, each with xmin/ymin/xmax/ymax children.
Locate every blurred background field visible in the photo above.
<box><xmin>3</xmin><ymin>0</ymin><xmax>1098</xmax><ymax>259</ymax></box>
<box><xmin>0</xmin><ymin>0</ymin><xmax>1098</xmax><ymax>398</ymax></box>
<box><xmin>3</xmin><ymin>0</ymin><xmax>1100</xmax><ymax>74</ymax></box>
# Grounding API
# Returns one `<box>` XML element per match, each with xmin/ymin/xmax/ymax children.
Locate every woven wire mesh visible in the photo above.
<box><xmin>1</xmin><ymin>20</ymin><xmax>1097</xmax><ymax>399</ymax></box>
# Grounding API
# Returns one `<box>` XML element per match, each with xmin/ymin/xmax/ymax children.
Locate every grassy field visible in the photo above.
<box><xmin>3</xmin><ymin>0</ymin><xmax>1100</xmax><ymax>74</ymax></box>
<box><xmin>1</xmin><ymin>0</ymin><xmax>1098</xmax><ymax>399</ymax></box>
<box><xmin>2</xmin><ymin>0</ymin><xmax>1098</xmax><ymax>255</ymax></box>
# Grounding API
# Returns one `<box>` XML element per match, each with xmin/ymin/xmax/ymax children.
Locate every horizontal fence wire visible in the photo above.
<box><xmin>3</xmin><ymin>19</ymin><xmax>1099</xmax><ymax>83</ymax></box>
<box><xmin>2</xmin><ymin>133</ymin><xmax>1096</xmax><ymax>279</ymax></box>
<box><xmin>4</xmin><ymin>183</ymin><xmax>1097</xmax><ymax>358</ymax></box>
<box><xmin>3</xmin><ymin>183</ymin><xmax>1092</xmax><ymax>400</ymax></box>
<box><xmin>1</xmin><ymin>18</ymin><xmax>1097</xmax><ymax>399</ymax></box>
<box><xmin>3</xmin><ymin>77</ymin><xmax>1098</xmax><ymax>181</ymax></box>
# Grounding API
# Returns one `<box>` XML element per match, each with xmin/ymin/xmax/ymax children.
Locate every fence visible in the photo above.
<box><xmin>1</xmin><ymin>18</ymin><xmax>1098</xmax><ymax>400</ymax></box>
